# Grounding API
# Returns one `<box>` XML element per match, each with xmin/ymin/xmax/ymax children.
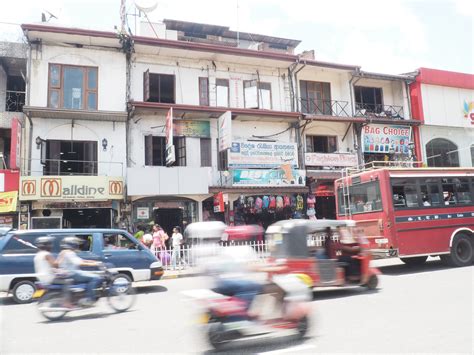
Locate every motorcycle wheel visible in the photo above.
<box><xmin>297</xmin><ymin>316</ymin><xmax>309</xmax><ymax>338</ymax></box>
<box><xmin>208</xmin><ymin>322</ymin><xmax>226</xmax><ymax>350</ymax></box>
<box><xmin>107</xmin><ymin>278</ymin><xmax>136</xmax><ymax>312</ymax></box>
<box><xmin>37</xmin><ymin>292</ymin><xmax>68</xmax><ymax>321</ymax></box>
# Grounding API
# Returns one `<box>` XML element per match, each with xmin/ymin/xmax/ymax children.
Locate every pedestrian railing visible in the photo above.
<box><xmin>152</xmin><ymin>241</ymin><xmax>269</xmax><ymax>271</ymax></box>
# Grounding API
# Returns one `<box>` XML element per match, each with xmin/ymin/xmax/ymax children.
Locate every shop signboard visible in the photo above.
<box><xmin>218</xmin><ymin>111</ymin><xmax>232</xmax><ymax>152</ymax></box>
<box><xmin>19</xmin><ymin>176</ymin><xmax>124</xmax><ymax>201</ymax></box>
<box><xmin>0</xmin><ymin>191</ymin><xmax>18</xmax><ymax>213</ymax></box>
<box><xmin>165</xmin><ymin>107</ymin><xmax>175</xmax><ymax>165</ymax></box>
<box><xmin>305</xmin><ymin>152</ymin><xmax>357</xmax><ymax>167</ymax></box>
<box><xmin>214</xmin><ymin>192</ymin><xmax>225</xmax><ymax>212</ymax></box>
<box><xmin>9</xmin><ymin>118</ymin><xmax>22</xmax><ymax>170</ymax></box>
<box><xmin>174</xmin><ymin>120</ymin><xmax>210</xmax><ymax>137</ymax></box>
<box><xmin>137</xmin><ymin>207</ymin><xmax>150</xmax><ymax>219</ymax></box>
<box><xmin>229</xmin><ymin>141</ymin><xmax>298</xmax><ymax>168</ymax></box>
<box><xmin>232</xmin><ymin>168</ymin><xmax>306</xmax><ymax>187</ymax></box>
<box><xmin>362</xmin><ymin>124</ymin><xmax>412</xmax><ymax>154</ymax></box>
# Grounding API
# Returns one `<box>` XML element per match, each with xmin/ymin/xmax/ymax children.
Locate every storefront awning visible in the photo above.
<box><xmin>209</xmin><ymin>186</ymin><xmax>309</xmax><ymax>195</ymax></box>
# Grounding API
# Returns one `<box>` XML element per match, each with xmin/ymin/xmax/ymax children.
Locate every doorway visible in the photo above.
<box><xmin>154</xmin><ymin>208</ymin><xmax>183</xmax><ymax>245</ymax></box>
<box><xmin>63</xmin><ymin>208</ymin><xmax>111</xmax><ymax>228</ymax></box>
<box><xmin>316</xmin><ymin>196</ymin><xmax>336</xmax><ymax>219</ymax></box>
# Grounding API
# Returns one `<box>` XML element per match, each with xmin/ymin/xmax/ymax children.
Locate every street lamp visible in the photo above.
<box><xmin>35</xmin><ymin>136</ymin><xmax>45</xmax><ymax>149</ymax></box>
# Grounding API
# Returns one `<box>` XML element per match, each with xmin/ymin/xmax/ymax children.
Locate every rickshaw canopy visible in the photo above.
<box><xmin>184</xmin><ymin>221</ymin><xmax>227</xmax><ymax>243</ymax></box>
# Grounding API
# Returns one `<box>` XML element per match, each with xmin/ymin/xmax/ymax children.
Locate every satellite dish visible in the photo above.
<box><xmin>134</xmin><ymin>0</ymin><xmax>158</xmax><ymax>13</ymax></box>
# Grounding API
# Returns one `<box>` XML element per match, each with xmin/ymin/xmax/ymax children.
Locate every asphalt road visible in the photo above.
<box><xmin>0</xmin><ymin>258</ymin><xmax>472</xmax><ymax>354</ymax></box>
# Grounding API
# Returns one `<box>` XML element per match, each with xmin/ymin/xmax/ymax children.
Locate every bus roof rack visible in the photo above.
<box><xmin>343</xmin><ymin>160</ymin><xmax>424</xmax><ymax>176</ymax></box>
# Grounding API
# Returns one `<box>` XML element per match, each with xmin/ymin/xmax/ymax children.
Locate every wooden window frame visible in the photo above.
<box><xmin>243</xmin><ymin>80</ymin><xmax>272</xmax><ymax>109</ymax></box>
<box><xmin>48</xmin><ymin>63</ymin><xmax>98</xmax><ymax>110</ymax></box>
<box><xmin>199</xmin><ymin>77</ymin><xmax>210</xmax><ymax>106</ymax></box>
<box><xmin>215</xmin><ymin>78</ymin><xmax>230</xmax><ymax>107</ymax></box>
<box><xmin>143</xmin><ymin>71</ymin><xmax>176</xmax><ymax>104</ymax></box>
<box><xmin>200</xmin><ymin>138</ymin><xmax>212</xmax><ymax>167</ymax></box>
<box><xmin>306</xmin><ymin>135</ymin><xmax>338</xmax><ymax>153</ymax></box>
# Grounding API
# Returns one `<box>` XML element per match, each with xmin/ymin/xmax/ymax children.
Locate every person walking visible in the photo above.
<box><xmin>152</xmin><ymin>224</ymin><xmax>169</xmax><ymax>264</ymax></box>
<box><xmin>171</xmin><ymin>226</ymin><xmax>183</xmax><ymax>270</ymax></box>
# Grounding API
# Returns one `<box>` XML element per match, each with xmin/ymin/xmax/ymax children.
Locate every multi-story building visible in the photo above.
<box><xmin>17</xmin><ymin>19</ymin><xmax>428</xmax><ymax>231</ymax></box>
<box><xmin>410</xmin><ymin>68</ymin><xmax>474</xmax><ymax>167</ymax></box>
<box><xmin>20</xmin><ymin>24</ymin><xmax>128</xmax><ymax>229</ymax></box>
<box><xmin>0</xmin><ymin>42</ymin><xmax>26</xmax><ymax>228</ymax></box>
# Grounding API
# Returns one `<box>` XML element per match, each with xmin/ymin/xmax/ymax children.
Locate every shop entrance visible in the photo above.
<box><xmin>316</xmin><ymin>196</ymin><xmax>336</xmax><ymax>219</ymax></box>
<box><xmin>63</xmin><ymin>208</ymin><xmax>111</xmax><ymax>228</ymax></box>
<box><xmin>154</xmin><ymin>208</ymin><xmax>183</xmax><ymax>238</ymax></box>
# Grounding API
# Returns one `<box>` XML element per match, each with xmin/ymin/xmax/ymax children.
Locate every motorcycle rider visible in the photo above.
<box><xmin>34</xmin><ymin>236</ymin><xmax>57</xmax><ymax>287</ymax></box>
<box><xmin>56</xmin><ymin>236</ymin><xmax>102</xmax><ymax>305</ymax></box>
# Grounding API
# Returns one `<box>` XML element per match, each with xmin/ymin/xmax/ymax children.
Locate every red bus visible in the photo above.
<box><xmin>335</xmin><ymin>167</ymin><xmax>474</xmax><ymax>267</ymax></box>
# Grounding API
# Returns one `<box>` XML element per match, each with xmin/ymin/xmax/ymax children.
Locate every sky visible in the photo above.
<box><xmin>1</xmin><ymin>0</ymin><xmax>472</xmax><ymax>74</ymax></box>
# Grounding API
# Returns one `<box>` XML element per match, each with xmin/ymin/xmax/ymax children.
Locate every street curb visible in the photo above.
<box><xmin>161</xmin><ymin>271</ymin><xmax>203</xmax><ymax>280</ymax></box>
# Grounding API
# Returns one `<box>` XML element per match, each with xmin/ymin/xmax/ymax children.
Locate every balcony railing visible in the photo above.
<box><xmin>355</xmin><ymin>103</ymin><xmax>404</xmax><ymax>119</ymax></box>
<box><xmin>23</xmin><ymin>158</ymin><xmax>124</xmax><ymax>177</ymax></box>
<box><xmin>299</xmin><ymin>98</ymin><xmax>351</xmax><ymax>117</ymax></box>
<box><xmin>5</xmin><ymin>90</ymin><xmax>25</xmax><ymax>112</ymax></box>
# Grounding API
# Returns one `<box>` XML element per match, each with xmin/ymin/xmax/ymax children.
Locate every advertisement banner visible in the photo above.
<box><xmin>232</xmin><ymin>168</ymin><xmax>306</xmax><ymax>187</ymax></box>
<box><xmin>9</xmin><ymin>118</ymin><xmax>21</xmax><ymax>170</ymax></box>
<box><xmin>362</xmin><ymin>124</ymin><xmax>411</xmax><ymax>154</ymax></box>
<box><xmin>174</xmin><ymin>120</ymin><xmax>210</xmax><ymax>138</ymax></box>
<box><xmin>165</xmin><ymin>107</ymin><xmax>175</xmax><ymax>165</ymax></box>
<box><xmin>229</xmin><ymin>141</ymin><xmax>298</xmax><ymax>168</ymax></box>
<box><xmin>0</xmin><ymin>191</ymin><xmax>18</xmax><ymax>213</ymax></box>
<box><xmin>19</xmin><ymin>176</ymin><xmax>124</xmax><ymax>201</ymax></box>
<box><xmin>305</xmin><ymin>153</ymin><xmax>357</xmax><ymax>167</ymax></box>
<box><xmin>218</xmin><ymin>111</ymin><xmax>232</xmax><ymax>152</ymax></box>
<box><xmin>136</xmin><ymin>207</ymin><xmax>150</xmax><ymax>219</ymax></box>
<box><xmin>213</xmin><ymin>192</ymin><xmax>225</xmax><ymax>213</ymax></box>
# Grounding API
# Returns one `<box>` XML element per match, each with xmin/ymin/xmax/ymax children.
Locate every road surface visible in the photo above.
<box><xmin>0</xmin><ymin>258</ymin><xmax>472</xmax><ymax>354</ymax></box>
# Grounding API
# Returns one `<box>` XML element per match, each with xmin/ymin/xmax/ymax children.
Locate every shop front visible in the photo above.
<box><xmin>0</xmin><ymin>170</ymin><xmax>20</xmax><ymax>228</ymax></box>
<box><xmin>305</xmin><ymin>152</ymin><xmax>357</xmax><ymax>219</ymax></box>
<box><xmin>19</xmin><ymin>176</ymin><xmax>125</xmax><ymax>229</ymax></box>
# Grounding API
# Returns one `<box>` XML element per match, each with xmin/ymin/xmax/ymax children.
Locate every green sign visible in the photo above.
<box><xmin>174</xmin><ymin>120</ymin><xmax>210</xmax><ymax>138</ymax></box>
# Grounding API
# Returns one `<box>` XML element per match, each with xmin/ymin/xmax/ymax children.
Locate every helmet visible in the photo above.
<box><xmin>60</xmin><ymin>236</ymin><xmax>81</xmax><ymax>250</ymax></box>
<box><xmin>35</xmin><ymin>236</ymin><xmax>54</xmax><ymax>250</ymax></box>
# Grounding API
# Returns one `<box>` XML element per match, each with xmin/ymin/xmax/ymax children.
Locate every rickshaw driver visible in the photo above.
<box><xmin>336</xmin><ymin>227</ymin><xmax>362</xmax><ymax>281</ymax></box>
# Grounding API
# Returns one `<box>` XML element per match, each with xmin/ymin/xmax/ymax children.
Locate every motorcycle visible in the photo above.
<box><xmin>183</xmin><ymin>273</ymin><xmax>313</xmax><ymax>350</ymax></box>
<box><xmin>34</xmin><ymin>264</ymin><xmax>136</xmax><ymax>321</ymax></box>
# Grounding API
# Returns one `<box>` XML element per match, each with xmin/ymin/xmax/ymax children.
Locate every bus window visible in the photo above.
<box><xmin>392</xmin><ymin>179</ymin><xmax>419</xmax><ymax>208</ymax></box>
<box><xmin>420</xmin><ymin>179</ymin><xmax>442</xmax><ymax>207</ymax></box>
<box><xmin>443</xmin><ymin>178</ymin><xmax>473</xmax><ymax>205</ymax></box>
<box><xmin>347</xmin><ymin>181</ymin><xmax>382</xmax><ymax>214</ymax></box>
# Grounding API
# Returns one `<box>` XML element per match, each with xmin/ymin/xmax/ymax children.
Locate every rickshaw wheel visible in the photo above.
<box><xmin>297</xmin><ymin>316</ymin><xmax>309</xmax><ymax>338</ymax></box>
<box><xmin>366</xmin><ymin>275</ymin><xmax>378</xmax><ymax>290</ymax></box>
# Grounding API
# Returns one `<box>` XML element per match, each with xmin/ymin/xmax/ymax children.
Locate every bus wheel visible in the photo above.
<box><xmin>400</xmin><ymin>256</ymin><xmax>427</xmax><ymax>266</ymax></box>
<box><xmin>444</xmin><ymin>234</ymin><xmax>473</xmax><ymax>267</ymax></box>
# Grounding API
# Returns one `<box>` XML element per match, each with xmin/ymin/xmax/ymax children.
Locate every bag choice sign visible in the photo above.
<box><xmin>362</xmin><ymin>124</ymin><xmax>412</xmax><ymax>154</ymax></box>
<box><xmin>19</xmin><ymin>176</ymin><xmax>124</xmax><ymax>201</ymax></box>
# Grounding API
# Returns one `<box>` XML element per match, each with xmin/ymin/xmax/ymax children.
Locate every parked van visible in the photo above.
<box><xmin>0</xmin><ymin>228</ymin><xmax>163</xmax><ymax>303</ymax></box>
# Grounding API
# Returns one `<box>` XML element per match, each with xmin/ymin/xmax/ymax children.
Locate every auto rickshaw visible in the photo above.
<box><xmin>265</xmin><ymin>219</ymin><xmax>380</xmax><ymax>290</ymax></box>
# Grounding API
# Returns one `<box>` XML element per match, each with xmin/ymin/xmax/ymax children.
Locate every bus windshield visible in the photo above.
<box><xmin>337</xmin><ymin>181</ymin><xmax>382</xmax><ymax>215</ymax></box>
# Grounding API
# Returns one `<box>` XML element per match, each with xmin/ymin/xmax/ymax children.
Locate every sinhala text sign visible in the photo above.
<box><xmin>19</xmin><ymin>176</ymin><xmax>124</xmax><ymax>201</ymax></box>
<box><xmin>362</xmin><ymin>124</ymin><xmax>411</xmax><ymax>154</ymax></box>
<box><xmin>232</xmin><ymin>168</ymin><xmax>306</xmax><ymax>187</ymax></box>
<box><xmin>229</xmin><ymin>141</ymin><xmax>298</xmax><ymax>168</ymax></box>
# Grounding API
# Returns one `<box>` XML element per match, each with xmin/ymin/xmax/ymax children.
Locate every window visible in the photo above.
<box><xmin>217</xmin><ymin>139</ymin><xmax>228</xmax><ymax>171</ymax></box>
<box><xmin>426</xmin><ymin>138</ymin><xmax>459</xmax><ymax>167</ymax></box>
<box><xmin>48</xmin><ymin>64</ymin><xmax>98</xmax><ymax>110</ymax></box>
<box><xmin>244</xmin><ymin>80</ymin><xmax>272</xmax><ymax>109</ymax></box>
<box><xmin>337</xmin><ymin>181</ymin><xmax>382</xmax><ymax>215</ymax></box>
<box><xmin>306</xmin><ymin>135</ymin><xmax>337</xmax><ymax>153</ymax></box>
<box><xmin>145</xmin><ymin>136</ymin><xmax>186</xmax><ymax>167</ymax></box>
<box><xmin>442</xmin><ymin>178</ymin><xmax>472</xmax><ymax>205</ymax></box>
<box><xmin>1</xmin><ymin>235</ymin><xmax>38</xmax><ymax>254</ymax></box>
<box><xmin>299</xmin><ymin>80</ymin><xmax>331</xmax><ymax>115</ymax></box>
<box><xmin>216</xmin><ymin>79</ymin><xmax>229</xmax><ymax>107</ymax></box>
<box><xmin>392</xmin><ymin>178</ymin><xmax>420</xmax><ymax>208</ymax></box>
<box><xmin>199</xmin><ymin>77</ymin><xmax>209</xmax><ymax>106</ymax></box>
<box><xmin>143</xmin><ymin>70</ymin><xmax>175</xmax><ymax>103</ymax></box>
<box><xmin>200</xmin><ymin>138</ymin><xmax>212</xmax><ymax>167</ymax></box>
<box><xmin>56</xmin><ymin>234</ymin><xmax>93</xmax><ymax>252</ymax></box>
<box><xmin>419</xmin><ymin>179</ymin><xmax>442</xmax><ymax>207</ymax></box>
<box><xmin>354</xmin><ymin>86</ymin><xmax>383</xmax><ymax>113</ymax></box>
<box><xmin>103</xmin><ymin>233</ymin><xmax>136</xmax><ymax>250</ymax></box>
<box><xmin>44</xmin><ymin>140</ymin><xmax>98</xmax><ymax>176</ymax></box>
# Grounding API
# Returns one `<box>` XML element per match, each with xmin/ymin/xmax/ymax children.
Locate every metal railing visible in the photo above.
<box><xmin>23</xmin><ymin>158</ymin><xmax>124</xmax><ymax>177</ymax></box>
<box><xmin>299</xmin><ymin>98</ymin><xmax>351</xmax><ymax>117</ymax></box>
<box><xmin>355</xmin><ymin>103</ymin><xmax>404</xmax><ymax>119</ymax></box>
<box><xmin>5</xmin><ymin>90</ymin><xmax>25</xmax><ymax>112</ymax></box>
<box><xmin>152</xmin><ymin>241</ymin><xmax>269</xmax><ymax>271</ymax></box>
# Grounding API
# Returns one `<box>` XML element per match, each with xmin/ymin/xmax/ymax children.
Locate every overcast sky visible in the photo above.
<box><xmin>1</xmin><ymin>0</ymin><xmax>472</xmax><ymax>74</ymax></box>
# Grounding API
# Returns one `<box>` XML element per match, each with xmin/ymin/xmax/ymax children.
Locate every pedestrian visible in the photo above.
<box><xmin>171</xmin><ymin>226</ymin><xmax>183</xmax><ymax>270</ymax></box>
<box><xmin>142</xmin><ymin>226</ymin><xmax>153</xmax><ymax>249</ymax></box>
<box><xmin>134</xmin><ymin>224</ymin><xmax>145</xmax><ymax>241</ymax></box>
<box><xmin>152</xmin><ymin>225</ymin><xmax>169</xmax><ymax>264</ymax></box>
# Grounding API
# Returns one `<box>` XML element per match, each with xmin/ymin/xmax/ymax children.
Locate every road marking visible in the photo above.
<box><xmin>258</xmin><ymin>343</ymin><xmax>316</xmax><ymax>354</ymax></box>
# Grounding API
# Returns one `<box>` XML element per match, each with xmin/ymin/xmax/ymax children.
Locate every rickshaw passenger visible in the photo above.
<box><xmin>336</xmin><ymin>228</ymin><xmax>361</xmax><ymax>279</ymax></box>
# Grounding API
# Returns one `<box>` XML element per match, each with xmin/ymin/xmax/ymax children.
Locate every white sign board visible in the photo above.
<box><xmin>229</xmin><ymin>141</ymin><xmax>298</xmax><ymax>168</ymax></box>
<box><xmin>305</xmin><ymin>153</ymin><xmax>357</xmax><ymax>167</ymax></box>
<box><xmin>165</xmin><ymin>107</ymin><xmax>176</xmax><ymax>165</ymax></box>
<box><xmin>218</xmin><ymin>111</ymin><xmax>232</xmax><ymax>152</ymax></box>
<box><xmin>137</xmin><ymin>207</ymin><xmax>150</xmax><ymax>219</ymax></box>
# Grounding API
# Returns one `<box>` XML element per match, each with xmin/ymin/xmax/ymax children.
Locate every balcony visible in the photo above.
<box><xmin>355</xmin><ymin>103</ymin><xmax>404</xmax><ymax>120</ymax></box>
<box><xmin>299</xmin><ymin>98</ymin><xmax>351</xmax><ymax>118</ymax></box>
<box><xmin>24</xmin><ymin>158</ymin><xmax>124</xmax><ymax>177</ymax></box>
<box><xmin>5</xmin><ymin>90</ymin><xmax>25</xmax><ymax>112</ymax></box>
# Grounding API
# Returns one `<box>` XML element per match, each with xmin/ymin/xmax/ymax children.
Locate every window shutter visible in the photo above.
<box><xmin>199</xmin><ymin>77</ymin><xmax>209</xmax><ymax>106</ymax></box>
<box><xmin>143</xmin><ymin>69</ymin><xmax>150</xmax><ymax>102</ymax></box>
<box><xmin>244</xmin><ymin>80</ymin><xmax>258</xmax><ymax>108</ymax></box>
<box><xmin>145</xmin><ymin>135</ymin><xmax>153</xmax><ymax>166</ymax></box>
